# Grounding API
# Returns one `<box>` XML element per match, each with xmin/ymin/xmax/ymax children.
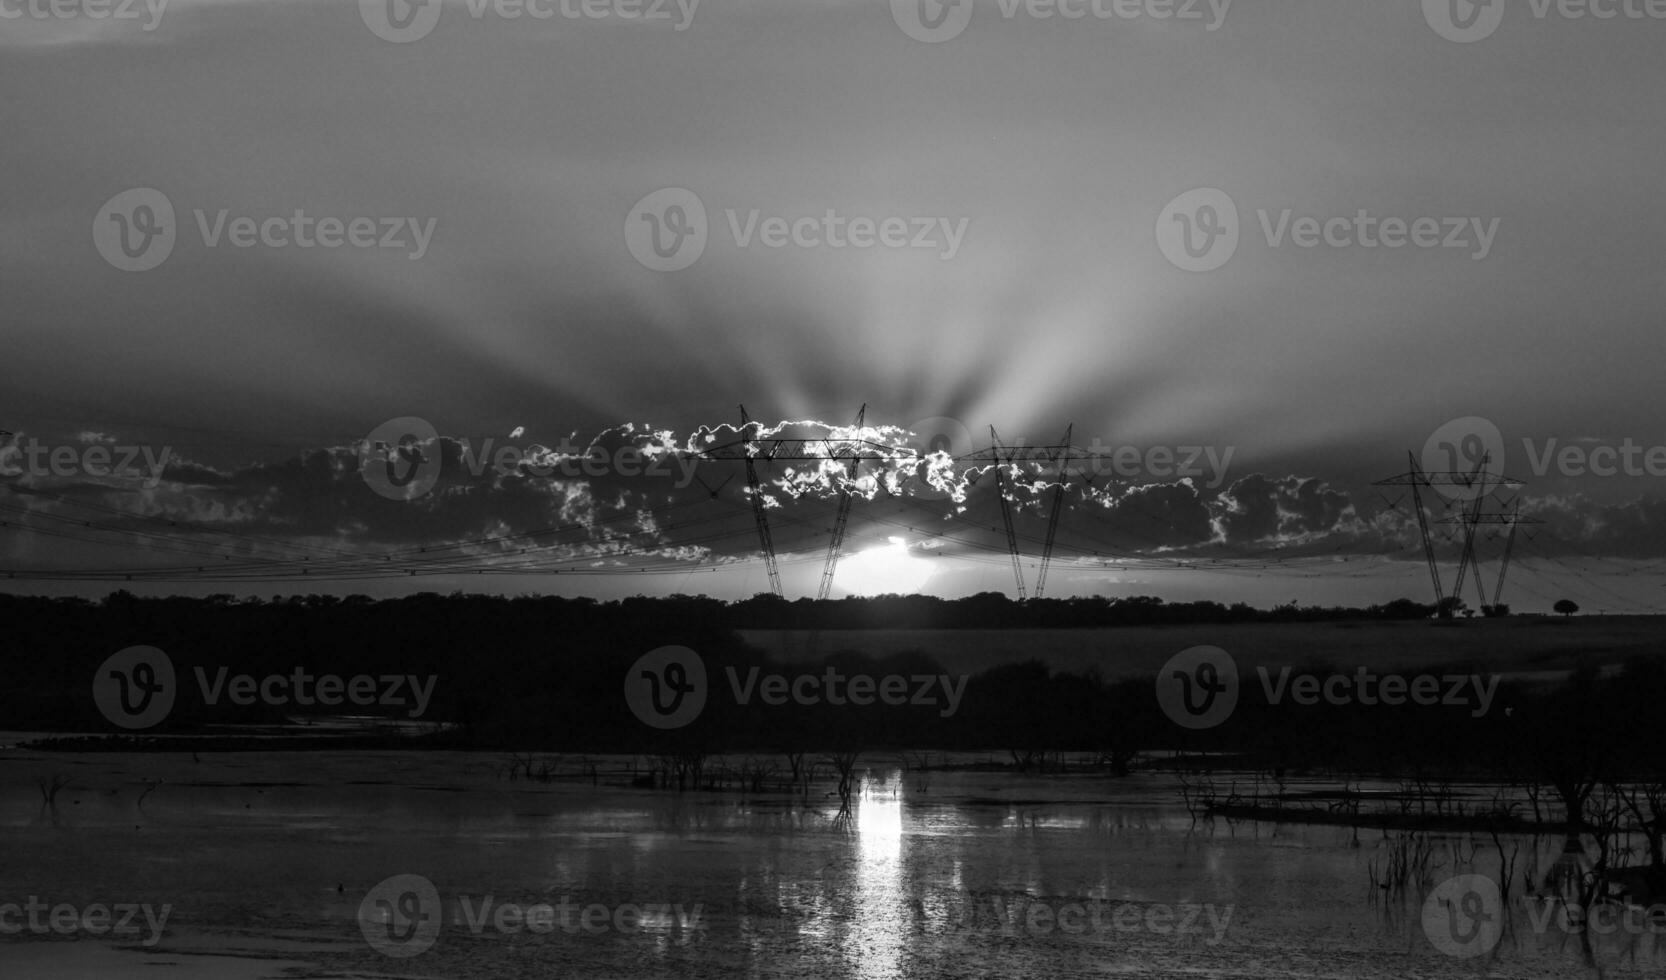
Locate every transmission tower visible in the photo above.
<box><xmin>989</xmin><ymin>426</ymin><xmax>1028</xmax><ymax>599</ymax></box>
<box><xmin>690</xmin><ymin>415</ymin><xmax>1139</xmax><ymax>600</ymax></box>
<box><xmin>695</xmin><ymin>406</ymin><xmax>911</xmax><ymax>599</ymax></box>
<box><xmin>1033</xmin><ymin>424</ymin><xmax>1073</xmax><ymax>599</ymax></box>
<box><xmin>1438</xmin><ymin>502</ymin><xmax>1542</xmax><ymax>611</ymax></box>
<box><xmin>817</xmin><ymin>405</ymin><xmax>867</xmax><ymax>600</ymax></box>
<box><xmin>1374</xmin><ymin>450</ymin><xmax>1525</xmax><ymax>612</ymax></box>
<box><xmin>736</xmin><ymin>405</ymin><xmax>784</xmax><ymax>598</ymax></box>
<box><xmin>1449</xmin><ymin>452</ymin><xmax>1495</xmax><ymax>607</ymax></box>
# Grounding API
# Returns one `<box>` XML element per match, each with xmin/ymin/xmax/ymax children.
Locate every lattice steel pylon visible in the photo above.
<box><xmin>687</xmin><ymin>416</ymin><xmax>1132</xmax><ymax>600</ymax></box>
<box><xmin>694</xmin><ymin>407</ymin><xmax>918</xmax><ymax>599</ymax></box>
<box><xmin>817</xmin><ymin>405</ymin><xmax>867</xmax><ymax>600</ymax></box>
<box><xmin>736</xmin><ymin>405</ymin><xmax>784</xmax><ymax>598</ymax></box>
<box><xmin>1494</xmin><ymin>502</ymin><xmax>1530</xmax><ymax>609</ymax></box>
<box><xmin>1374</xmin><ymin>451</ymin><xmax>1525</xmax><ymax>612</ymax></box>
<box><xmin>989</xmin><ymin>426</ymin><xmax>1028</xmax><ymax>600</ymax></box>
<box><xmin>1033</xmin><ymin>425</ymin><xmax>1073</xmax><ymax>600</ymax></box>
<box><xmin>1438</xmin><ymin>502</ymin><xmax>1542</xmax><ymax>611</ymax></box>
<box><xmin>1450</xmin><ymin>452</ymin><xmax>1494</xmax><ymax>608</ymax></box>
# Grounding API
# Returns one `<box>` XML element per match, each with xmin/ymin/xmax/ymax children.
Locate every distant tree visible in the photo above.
<box><xmin>1555</xmin><ymin>599</ymin><xmax>1580</xmax><ymax>618</ymax></box>
<box><xmin>1436</xmin><ymin>596</ymin><xmax>1467</xmax><ymax>619</ymax></box>
<box><xmin>1376</xmin><ymin>597</ymin><xmax>1436</xmax><ymax>620</ymax></box>
<box><xmin>1481</xmin><ymin>604</ymin><xmax>1511</xmax><ymax>618</ymax></box>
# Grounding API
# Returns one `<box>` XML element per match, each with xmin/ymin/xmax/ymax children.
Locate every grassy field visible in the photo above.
<box><xmin>742</xmin><ymin>615</ymin><xmax>1666</xmax><ymax>680</ymax></box>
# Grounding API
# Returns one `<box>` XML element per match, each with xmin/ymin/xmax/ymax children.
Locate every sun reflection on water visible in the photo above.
<box><xmin>848</xmin><ymin>771</ymin><xmax>909</xmax><ymax>980</ymax></box>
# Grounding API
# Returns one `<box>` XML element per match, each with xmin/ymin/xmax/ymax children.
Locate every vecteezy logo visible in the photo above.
<box><xmin>93</xmin><ymin>188</ymin><xmax>177</xmax><ymax>273</ymax></box>
<box><xmin>1155</xmin><ymin>188</ymin><xmax>1239</xmax><ymax>272</ymax></box>
<box><xmin>902</xmin><ymin>416</ymin><xmax>974</xmax><ymax>501</ymax></box>
<box><xmin>890</xmin><ymin>0</ymin><xmax>974</xmax><ymax>43</ymax></box>
<box><xmin>624</xmin><ymin>645</ymin><xmax>707</xmax><ymax>729</ymax></box>
<box><xmin>360</xmin><ymin>417</ymin><xmax>442</xmax><ymax>501</ymax></box>
<box><xmin>1155</xmin><ymin>645</ymin><xmax>1239</xmax><ymax>730</ymax></box>
<box><xmin>1422</xmin><ymin>0</ymin><xmax>1505</xmax><ymax>43</ymax></box>
<box><xmin>359</xmin><ymin>874</ymin><xmax>443</xmax><ymax>957</ymax></box>
<box><xmin>1421</xmin><ymin>416</ymin><xmax>1506</xmax><ymax>502</ymax></box>
<box><xmin>625</xmin><ymin>188</ymin><xmax>709</xmax><ymax>273</ymax></box>
<box><xmin>1422</xmin><ymin>874</ymin><xmax>1504</xmax><ymax>958</ymax></box>
<box><xmin>92</xmin><ymin>646</ymin><xmax>177</xmax><ymax>730</ymax></box>
<box><xmin>360</xmin><ymin>0</ymin><xmax>444</xmax><ymax>42</ymax></box>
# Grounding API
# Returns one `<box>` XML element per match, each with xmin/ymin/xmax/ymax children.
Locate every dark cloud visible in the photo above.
<box><xmin>1214</xmin><ymin>474</ymin><xmax>1354</xmax><ymax>547</ymax></box>
<box><xmin>5</xmin><ymin>416</ymin><xmax>1666</xmax><ymax>598</ymax></box>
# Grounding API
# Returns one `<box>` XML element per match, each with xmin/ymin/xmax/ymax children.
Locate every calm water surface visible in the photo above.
<box><xmin>0</xmin><ymin>747</ymin><xmax>1653</xmax><ymax>978</ymax></box>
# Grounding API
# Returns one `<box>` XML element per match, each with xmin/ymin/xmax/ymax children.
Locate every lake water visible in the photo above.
<box><xmin>1</xmin><ymin>745</ymin><xmax>1657</xmax><ymax>978</ymax></box>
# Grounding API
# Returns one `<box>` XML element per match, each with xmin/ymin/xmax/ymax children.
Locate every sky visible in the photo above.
<box><xmin>3</xmin><ymin>0</ymin><xmax>1665</xmax><ymax>612</ymax></box>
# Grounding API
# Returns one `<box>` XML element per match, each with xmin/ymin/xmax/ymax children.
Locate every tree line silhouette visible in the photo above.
<box><xmin>5</xmin><ymin>590</ymin><xmax>1660</xmax><ymax>806</ymax></box>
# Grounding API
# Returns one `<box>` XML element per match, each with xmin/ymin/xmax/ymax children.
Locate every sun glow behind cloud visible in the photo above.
<box><xmin>832</xmin><ymin>537</ymin><xmax>934</xmax><ymax>596</ymax></box>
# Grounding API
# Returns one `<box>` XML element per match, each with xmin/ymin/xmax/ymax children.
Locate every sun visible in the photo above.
<box><xmin>832</xmin><ymin>537</ymin><xmax>934</xmax><ymax>596</ymax></box>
